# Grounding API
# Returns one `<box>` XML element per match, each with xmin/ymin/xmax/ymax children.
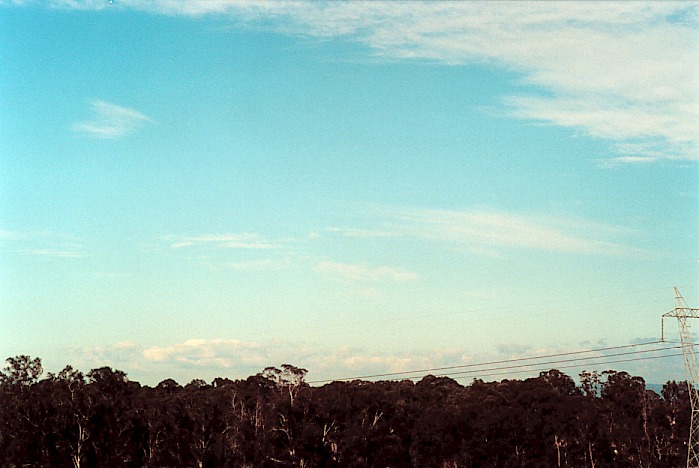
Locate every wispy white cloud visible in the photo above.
<box><xmin>19</xmin><ymin>248</ymin><xmax>83</xmax><ymax>258</ymax></box>
<box><xmin>39</xmin><ymin>1</ymin><xmax>698</xmax><ymax>163</ymax></box>
<box><xmin>202</xmin><ymin>257</ymin><xmax>293</xmax><ymax>272</ymax></box>
<box><xmin>326</xmin><ymin>227</ymin><xmax>398</xmax><ymax>239</ymax></box>
<box><xmin>160</xmin><ymin>233</ymin><xmax>296</xmax><ymax>273</ymax></box>
<box><xmin>224</xmin><ymin>259</ymin><xmax>275</xmax><ymax>271</ymax></box>
<box><xmin>597</xmin><ymin>155</ymin><xmax>661</xmax><ymax>168</ymax></box>
<box><xmin>71</xmin><ymin>99</ymin><xmax>152</xmax><ymax>139</ymax></box>
<box><xmin>315</xmin><ymin>261</ymin><xmax>419</xmax><ymax>282</ymax></box>
<box><xmin>0</xmin><ymin>229</ymin><xmax>25</xmax><ymax>241</ymax></box>
<box><xmin>0</xmin><ymin>229</ymin><xmax>85</xmax><ymax>258</ymax></box>
<box><xmin>165</xmin><ymin>233</ymin><xmax>284</xmax><ymax>250</ymax></box>
<box><xmin>330</xmin><ymin>205</ymin><xmax>640</xmax><ymax>257</ymax></box>
<box><xmin>50</xmin><ymin>0</ymin><xmax>109</xmax><ymax>9</ymax></box>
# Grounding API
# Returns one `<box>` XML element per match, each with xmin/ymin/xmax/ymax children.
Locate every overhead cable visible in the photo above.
<box><xmin>443</xmin><ymin>351</ymin><xmax>683</xmax><ymax>380</ymax></box>
<box><xmin>308</xmin><ymin>341</ymin><xmax>678</xmax><ymax>384</ymax></box>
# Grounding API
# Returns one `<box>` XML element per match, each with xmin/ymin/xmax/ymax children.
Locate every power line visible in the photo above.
<box><xmin>438</xmin><ymin>345</ymin><xmax>680</xmax><ymax>378</ymax></box>
<box><xmin>308</xmin><ymin>341</ymin><xmax>669</xmax><ymax>383</ymax></box>
<box><xmin>308</xmin><ymin>341</ymin><xmax>678</xmax><ymax>384</ymax></box>
<box><xmin>445</xmin><ymin>352</ymin><xmax>684</xmax><ymax>381</ymax></box>
<box><xmin>442</xmin><ymin>350</ymin><xmax>682</xmax><ymax>379</ymax></box>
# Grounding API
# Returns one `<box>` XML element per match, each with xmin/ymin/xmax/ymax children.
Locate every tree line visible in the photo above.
<box><xmin>0</xmin><ymin>355</ymin><xmax>692</xmax><ymax>467</ymax></box>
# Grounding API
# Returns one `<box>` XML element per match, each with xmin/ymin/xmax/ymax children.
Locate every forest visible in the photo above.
<box><xmin>0</xmin><ymin>355</ymin><xmax>692</xmax><ymax>467</ymax></box>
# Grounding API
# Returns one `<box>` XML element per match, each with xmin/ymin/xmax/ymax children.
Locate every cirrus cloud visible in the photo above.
<box><xmin>314</xmin><ymin>261</ymin><xmax>419</xmax><ymax>283</ymax></box>
<box><xmin>164</xmin><ymin>233</ymin><xmax>285</xmax><ymax>250</ymax></box>
<box><xmin>329</xmin><ymin>204</ymin><xmax>642</xmax><ymax>258</ymax></box>
<box><xmin>387</xmin><ymin>206</ymin><xmax>638</xmax><ymax>256</ymax></box>
<box><xmin>0</xmin><ymin>228</ymin><xmax>85</xmax><ymax>258</ymax></box>
<box><xmin>40</xmin><ymin>1</ymin><xmax>699</xmax><ymax>163</ymax></box>
<box><xmin>71</xmin><ymin>99</ymin><xmax>152</xmax><ymax>139</ymax></box>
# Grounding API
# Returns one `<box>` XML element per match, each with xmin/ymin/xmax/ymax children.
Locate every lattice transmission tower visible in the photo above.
<box><xmin>662</xmin><ymin>288</ymin><xmax>699</xmax><ymax>468</ymax></box>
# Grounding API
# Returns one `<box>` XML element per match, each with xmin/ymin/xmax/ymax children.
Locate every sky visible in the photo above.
<box><xmin>0</xmin><ymin>0</ymin><xmax>697</xmax><ymax>386</ymax></box>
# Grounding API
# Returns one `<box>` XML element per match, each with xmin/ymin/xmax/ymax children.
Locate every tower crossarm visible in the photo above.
<box><xmin>661</xmin><ymin>308</ymin><xmax>699</xmax><ymax>342</ymax></box>
<box><xmin>661</xmin><ymin>288</ymin><xmax>699</xmax><ymax>342</ymax></box>
<box><xmin>663</xmin><ymin>309</ymin><xmax>699</xmax><ymax>319</ymax></box>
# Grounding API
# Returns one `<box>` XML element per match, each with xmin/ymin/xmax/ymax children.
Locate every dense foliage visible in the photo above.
<box><xmin>0</xmin><ymin>356</ymin><xmax>691</xmax><ymax>467</ymax></box>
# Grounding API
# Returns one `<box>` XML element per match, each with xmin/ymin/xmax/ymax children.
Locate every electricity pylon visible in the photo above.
<box><xmin>662</xmin><ymin>288</ymin><xmax>699</xmax><ymax>468</ymax></box>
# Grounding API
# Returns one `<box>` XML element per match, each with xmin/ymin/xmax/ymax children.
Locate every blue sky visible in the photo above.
<box><xmin>1</xmin><ymin>1</ymin><xmax>697</xmax><ymax>385</ymax></box>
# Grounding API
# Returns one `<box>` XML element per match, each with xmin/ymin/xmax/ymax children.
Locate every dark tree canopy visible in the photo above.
<box><xmin>1</xmin><ymin>355</ymin><xmax>43</xmax><ymax>386</ymax></box>
<box><xmin>0</xmin><ymin>357</ymin><xmax>692</xmax><ymax>467</ymax></box>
